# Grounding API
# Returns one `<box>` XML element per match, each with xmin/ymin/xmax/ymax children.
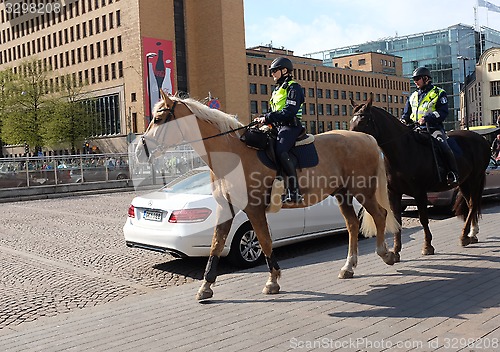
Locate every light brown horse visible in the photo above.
<box><xmin>136</xmin><ymin>90</ymin><xmax>400</xmax><ymax>300</ymax></box>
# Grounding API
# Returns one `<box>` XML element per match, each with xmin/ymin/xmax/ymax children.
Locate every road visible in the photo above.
<box><xmin>0</xmin><ymin>191</ymin><xmax>460</xmax><ymax>331</ymax></box>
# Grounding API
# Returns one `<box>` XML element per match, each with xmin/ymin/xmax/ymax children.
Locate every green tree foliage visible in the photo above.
<box><xmin>0</xmin><ymin>60</ymin><xmax>54</xmax><ymax>151</ymax></box>
<box><xmin>0</xmin><ymin>60</ymin><xmax>97</xmax><ymax>153</ymax></box>
<box><xmin>42</xmin><ymin>77</ymin><xmax>97</xmax><ymax>152</ymax></box>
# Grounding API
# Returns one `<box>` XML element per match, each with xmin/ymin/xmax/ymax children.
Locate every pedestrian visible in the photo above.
<box><xmin>492</xmin><ymin>133</ymin><xmax>500</xmax><ymax>160</ymax></box>
<box><xmin>401</xmin><ymin>66</ymin><xmax>459</xmax><ymax>186</ymax></box>
<box><xmin>254</xmin><ymin>57</ymin><xmax>305</xmax><ymax>203</ymax></box>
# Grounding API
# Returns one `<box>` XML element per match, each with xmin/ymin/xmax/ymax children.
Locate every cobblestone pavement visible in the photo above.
<box><xmin>0</xmin><ymin>192</ymin><xmax>452</xmax><ymax>331</ymax></box>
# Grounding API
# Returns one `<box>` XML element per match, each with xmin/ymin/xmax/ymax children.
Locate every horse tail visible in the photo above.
<box><xmin>453</xmin><ymin>171</ymin><xmax>485</xmax><ymax>221</ymax></box>
<box><xmin>360</xmin><ymin>149</ymin><xmax>400</xmax><ymax>237</ymax></box>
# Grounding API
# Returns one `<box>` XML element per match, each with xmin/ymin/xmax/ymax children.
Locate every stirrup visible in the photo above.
<box><xmin>282</xmin><ymin>189</ymin><xmax>303</xmax><ymax>203</ymax></box>
<box><xmin>446</xmin><ymin>171</ymin><xmax>458</xmax><ymax>186</ymax></box>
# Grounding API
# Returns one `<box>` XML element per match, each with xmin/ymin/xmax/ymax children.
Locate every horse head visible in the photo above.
<box><xmin>350</xmin><ymin>93</ymin><xmax>410</xmax><ymax>142</ymax></box>
<box><xmin>136</xmin><ymin>90</ymin><xmax>193</xmax><ymax>163</ymax></box>
<box><xmin>349</xmin><ymin>93</ymin><xmax>378</xmax><ymax>137</ymax></box>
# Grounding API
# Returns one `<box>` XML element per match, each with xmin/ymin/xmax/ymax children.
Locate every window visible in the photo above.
<box><xmin>250</xmin><ymin>100</ymin><xmax>258</xmax><ymax>114</ymax></box>
<box><xmin>491</xmin><ymin>81</ymin><xmax>500</xmax><ymax>96</ymax></box>
<box><xmin>309</xmin><ymin>103</ymin><xmax>315</xmax><ymax>115</ymax></box>
<box><xmin>326</xmin><ymin>89</ymin><xmax>331</xmax><ymax>99</ymax></box>
<box><xmin>260</xmin><ymin>84</ymin><xmax>267</xmax><ymax>95</ymax></box>
<box><xmin>318</xmin><ymin>104</ymin><xmax>324</xmax><ymax>115</ymax></box>
<box><xmin>341</xmin><ymin>105</ymin><xmax>347</xmax><ymax>116</ymax></box>
<box><xmin>260</xmin><ymin>101</ymin><xmax>268</xmax><ymax>114</ymax></box>
<box><xmin>326</xmin><ymin>104</ymin><xmax>332</xmax><ymax>115</ymax></box>
<box><xmin>334</xmin><ymin>104</ymin><xmax>339</xmax><ymax>116</ymax></box>
<box><xmin>83</xmin><ymin>93</ymin><xmax>122</xmax><ymax>135</ymax></box>
<box><xmin>308</xmin><ymin>88</ymin><xmax>314</xmax><ymax>98</ymax></box>
<box><xmin>317</xmin><ymin>89</ymin><xmax>323</xmax><ymax>99</ymax></box>
<box><xmin>341</xmin><ymin>91</ymin><xmax>346</xmax><ymax>100</ymax></box>
<box><xmin>358</xmin><ymin>59</ymin><xmax>366</xmax><ymax>65</ymax></box>
<box><xmin>249</xmin><ymin>83</ymin><xmax>257</xmax><ymax>94</ymax></box>
<box><xmin>310</xmin><ymin>120</ymin><xmax>317</xmax><ymax>134</ymax></box>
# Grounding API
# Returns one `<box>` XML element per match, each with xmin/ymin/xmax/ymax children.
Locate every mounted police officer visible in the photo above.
<box><xmin>401</xmin><ymin>67</ymin><xmax>459</xmax><ymax>186</ymax></box>
<box><xmin>255</xmin><ymin>57</ymin><xmax>305</xmax><ymax>203</ymax></box>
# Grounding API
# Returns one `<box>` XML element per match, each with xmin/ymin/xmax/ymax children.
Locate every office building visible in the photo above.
<box><xmin>310</xmin><ymin>24</ymin><xmax>500</xmax><ymax>130</ymax></box>
<box><xmin>0</xmin><ymin>0</ymin><xmax>248</xmax><ymax>153</ymax></box>
<box><xmin>246</xmin><ymin>46</ymin><xmax>409</xmax><ymax>134</ymax></box>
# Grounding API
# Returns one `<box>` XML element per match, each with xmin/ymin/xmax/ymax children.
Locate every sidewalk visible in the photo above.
<box><xmin>1</xmin><ymin>205</ymin><xmax>499</xmax><ymax>352</ymax></box>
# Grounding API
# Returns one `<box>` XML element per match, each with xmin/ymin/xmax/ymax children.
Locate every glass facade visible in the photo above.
<box><xmin>84</xmin><ymin>93</ymin><xmax>121</xmax><ymax>136</ymax></box>
<box><xmin>319</xmin><ymin>24</ymin><xmax>500</xmax><ymax>130</ymax></box>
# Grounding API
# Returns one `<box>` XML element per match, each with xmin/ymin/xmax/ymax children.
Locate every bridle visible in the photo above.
<box><xmin>140</xmin><ymin>100</ymin><xmax>179</xmax><ymax>160</ymax></box>
<box><xmin>140</xmin><ymin>99</ymin><xmax>256</xmax><ymax>159</ymax></box>
<box><xmin>351</xmin><ymin>107</ymin><xmax>381</xmax><ymax>141</ymax></box>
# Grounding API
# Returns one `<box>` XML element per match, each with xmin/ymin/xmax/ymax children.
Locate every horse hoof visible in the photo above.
<box><xmin>422</xmin><ymin>246</ymin><xmax>435</xmax><ymax>255</ymax></box>
<box><xmin>394</xmin><ymin>253</ymin><xmax>401</xmax><ymax>263</ymax></box>
<box><xmin>262</xmin><ymin>283</ymin><xmax>280</xmax><ymax>294</ymax></box>
<box><xmin>384</xmin><ymin>252</ymin><xmax>396</xmax><ymax>266</ymax></box>
<box><xmin>338</xmin><ymin>270</ymin><xmax>354</xmax><ymax>279</ymax></box>
<box><xmin>196</xmin><ymin>288</ymin><xmax>213</xmax><ymax>300</ymax></box>
<box><xmin>461</xmin><ymin>237</ymin><xmax>474</xmax><ymax>247</ymax></box>
<box><xmin>469</xmin><ymin>236</ymin><xmax>479</xmax><ymax>244</ymax></box>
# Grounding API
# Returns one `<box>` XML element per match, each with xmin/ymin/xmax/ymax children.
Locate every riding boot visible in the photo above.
<box><xmin>442</xmin><ymin>142</ymin><xmax>459</xmax><ymax>186</ymax></box>
<box><xmin>279</xmin><ymin>152</ymin><xmax>303</xmax><ymax>203</ymax></box>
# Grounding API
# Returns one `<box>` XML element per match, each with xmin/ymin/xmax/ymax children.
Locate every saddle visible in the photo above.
<box><xmin>241</xmin><ymin>125</ymin><xmax>319</xmax><ymax>170</ymax></box>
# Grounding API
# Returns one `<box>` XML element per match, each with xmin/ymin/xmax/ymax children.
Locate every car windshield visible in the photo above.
<box><xmin>162</xmin><ymin>171</ymin><xmax>212</xmax><ymax>195</ymax></box>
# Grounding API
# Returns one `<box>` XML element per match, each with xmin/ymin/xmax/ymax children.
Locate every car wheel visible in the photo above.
<box><xmin>227</xmin><ymin>223</ymin><xmax>264</xmax><ymax>268</ymax></box>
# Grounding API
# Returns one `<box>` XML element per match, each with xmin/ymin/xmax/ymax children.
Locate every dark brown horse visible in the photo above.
<box><xmin>350</xmin><ymin>96</ymin><xmax>491</xmax><ymax>261</ymax></box>
<box><xmin>137</xmin><ymin>90</ymin><xmax>400</xmax><ymax>300</ymax></box>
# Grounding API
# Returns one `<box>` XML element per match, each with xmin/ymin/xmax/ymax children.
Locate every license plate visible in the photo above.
<box><xmin>143</xmin><ymin>210</ymin><xmax>163</xmax><ymax>222</ymax></box>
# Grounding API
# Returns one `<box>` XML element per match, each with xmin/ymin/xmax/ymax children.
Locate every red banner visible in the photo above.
<box><xmin>142</xmin><ymin>37</ymin><xmax>175</xmax><ymax>123</ymax></box>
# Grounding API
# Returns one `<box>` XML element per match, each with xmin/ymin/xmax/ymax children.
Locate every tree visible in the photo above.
<box><xmin>0</xmin><ymin>59</ymin><xmax>54</xmax><ymax>152</ymax></box>
<box><xmin>42</xmin><ymin>76</ymin><xmax>97</xmax><ymax>153</ymax></box>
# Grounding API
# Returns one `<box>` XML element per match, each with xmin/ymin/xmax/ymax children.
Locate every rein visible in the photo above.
<box><xmin>140</xmin><ymin>100</ymin><xmax>257</xmax><ymax>159</ymax></box>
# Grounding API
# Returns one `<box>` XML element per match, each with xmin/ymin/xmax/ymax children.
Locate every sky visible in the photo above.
<box><xmin>243</xmin><ymin>0</ymin><xmax>500</xmax><ymax>57</ymax></box>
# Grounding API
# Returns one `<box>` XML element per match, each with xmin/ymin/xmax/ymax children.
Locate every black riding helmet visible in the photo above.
<box><xmin>269</xmin><ymin>57</ymin><xmax>293</xmax><ymax>73</ymax></box>
<box><xmin>412</xmin><ymin>67</ymin><xmax>432</xmax><ymax>80</ymax></box>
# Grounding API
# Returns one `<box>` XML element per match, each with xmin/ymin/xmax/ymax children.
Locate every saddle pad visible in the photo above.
<box><xmin>257</xmin><ymin>143</ymin><xmax>319</xmax><ymax>170</ymax></box>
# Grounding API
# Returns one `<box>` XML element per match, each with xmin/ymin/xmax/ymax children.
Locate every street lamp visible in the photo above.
<box><xmin>458</xmin><ymin>56</ymin><xmax>470</xmax><ymax>130</ymax></box>
<box><xmin>146</xmin><ymin>52</ymin><xmax>157</xmax><ymax>124</ymax></box>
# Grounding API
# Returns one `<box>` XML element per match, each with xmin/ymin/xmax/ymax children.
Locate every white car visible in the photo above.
<box><xmin>124</xmin><ymin>167</ymin><xmax>360</xmax><ymax>267</ymax></box>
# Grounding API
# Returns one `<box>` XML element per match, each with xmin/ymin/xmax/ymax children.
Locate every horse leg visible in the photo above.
<box><xmin>335</xmin><ymin>193</ymin><xmax>359</xmax><ymax>279</ymax></box>
<box><xmin>246</xmin><ymin>210</ymin><xmax>281</xmax><ymax>294</ymax></box>
<box><xmin>389</xmin><ymin>191</ymin><xmax>403</xmax><ymax>262</ymax></box>
<box><xmin>362</xmin><ymin>198</ymin><xmax>396</xmax><ymax>265</ymax></box>
<box><xmin>415</xmin><ymin>199</ymin><xmax>435</xmax><ymax>255</ymax></box>
<box><xmin>196</xmin><ymin>204</ymin><xmax>234</xmax><ymax>300</ymax></box>
<box><xmin>459</xmin><ymin>191</ymin><xmax>479</xmax><ymax>246</ymax></box>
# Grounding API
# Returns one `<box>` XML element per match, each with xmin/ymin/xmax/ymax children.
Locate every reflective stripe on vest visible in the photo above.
<box><xmin>409</xmin><ymin>86</ymin><xmax>444</xmax><ymax>122</ymax></box>
<box><xmin>269</xmin><ymin>80</ymin><xmax>303</xmax><ymax>118</ymax></box>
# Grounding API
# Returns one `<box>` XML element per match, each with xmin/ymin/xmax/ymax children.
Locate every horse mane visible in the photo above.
<box><xmin>158</xmin><ymin>95</ymin><xmax>244</xmax><ymax>134</ymax></box>
<box><xmin>368</xmin><ymin>104</ymin><xmax>411</xmax><ymax>133</ymax></box>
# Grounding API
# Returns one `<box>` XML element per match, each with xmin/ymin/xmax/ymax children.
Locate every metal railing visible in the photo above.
<box><xmin>0</xmin><ymin>150</ymin><xmax>204</xmax><ymax>189</ymax></box>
